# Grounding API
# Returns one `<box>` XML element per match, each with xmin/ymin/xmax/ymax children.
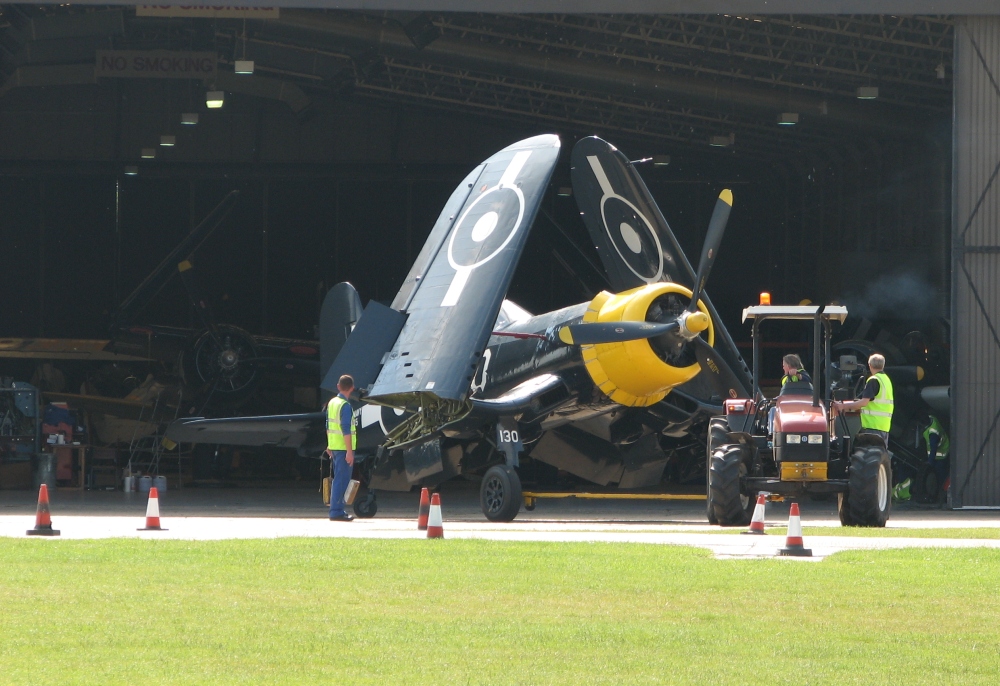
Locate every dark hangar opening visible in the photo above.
<box><xmin>0</xmin><ymin>6</ymin><xmax>959</xmax><ymax>492</ymax></box>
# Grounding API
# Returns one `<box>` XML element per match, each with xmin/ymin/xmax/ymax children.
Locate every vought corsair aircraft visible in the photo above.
<box><xmin>166</xmin><ymin>134</ymin><xmax>753</xmax><ymax>520</ymax></box>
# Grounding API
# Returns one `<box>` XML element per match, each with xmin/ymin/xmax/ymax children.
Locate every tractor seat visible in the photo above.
<box><xmin>779</xmin><ymin>380</ymin><xmax>814</xmax><ymax>396</ymax></box>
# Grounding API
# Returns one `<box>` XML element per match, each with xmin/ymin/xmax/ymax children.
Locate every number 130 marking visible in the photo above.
<box><xmin>499</xmin><ymin>429</ymin><xmax>519</xmax><ymax>443</ymax></box>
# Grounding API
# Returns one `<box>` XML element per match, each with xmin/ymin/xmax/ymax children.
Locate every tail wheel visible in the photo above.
<box><xmin>841</xmin><ymin>446</ymin><xmax>891</xmax><ymax>527</ymax></box>
<box><xmin>480</xmin><ymin>465</ymin><xmax>522</xmax><ymax>522</ymax></box>
<box><xmin>353</xmin><ymin>492</ymin><xmax>377</xmax><ymax>518</ymax></box>
<box><xmin>705</xmin><ymin>417</ymin><xmax>728</xmax><ymax>524</ymax></box>
<box><xmin>709</xmin><ymin>444</ymin><xmax>753</xmax><ymax>526</ymax></box>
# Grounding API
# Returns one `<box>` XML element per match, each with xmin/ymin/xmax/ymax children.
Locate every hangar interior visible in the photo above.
<box><xmin>0</xmin><ymin>6</ymin><xmax>983</xmax><ymax>502</ymax></box>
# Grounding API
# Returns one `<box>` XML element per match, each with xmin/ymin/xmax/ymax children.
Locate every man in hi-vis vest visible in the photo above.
<box><xmin>326</xmin><ymin>374</ymin><xmax>358</xmax><ymax>521</ymax></box>
<box><xmin>833</xmin><ymin>353</ymin><xmax>894</xmax><ymax>448</ymax></box>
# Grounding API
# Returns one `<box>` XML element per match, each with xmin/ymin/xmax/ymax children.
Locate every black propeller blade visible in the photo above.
<box><xmin>177</xmin><ymin>259</ymin><xmax>224</xmax><ymax>349</ymax></box>
<box><xmin>692</xmin><ymin>336</ymin><xmax>748</xmax><ymax>400</ymax></box>
<box><xmin>687</xmin><ymin>189</ymin><xmax>732</xmax><ymax>313</ymax></box>
<box><xmin>557</xmin><ymin>320</ymin><xmax>680</xmax><ymax>346</ymax></box>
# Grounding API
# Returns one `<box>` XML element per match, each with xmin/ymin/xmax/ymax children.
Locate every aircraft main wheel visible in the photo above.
<box><xmin>353</xmin><ymin>493</ymin><xmax>377</xmax><ymax>518</ymax></box>
<box><xmin>843</xmin><ymin>446</ymin><xmax>891</xmax><ymax>527</ymax></box>
<box><xmin>705</xmin><ymin>417</ymin><xmax>728</xmax><ymax>524</ymax></box>
<box><xmin>481</xmin><ymin>465</ymin><xmax>522</xmax><ymax>522</ymax></box>
<box><xmin>709</xmin><ymin>444</ymin><xmax>753</xmax><ymax>526</ymax></box>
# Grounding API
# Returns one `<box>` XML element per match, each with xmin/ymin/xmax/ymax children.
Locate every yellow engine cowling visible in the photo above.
<box><xmin>580</xmin><ymin>283</ymin><xmax>714</xmax><ymax>407</ymax></box>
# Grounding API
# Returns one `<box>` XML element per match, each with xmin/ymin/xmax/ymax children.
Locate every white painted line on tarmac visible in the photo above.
<box><xmin>4</xmin><ymin>515</ymin><xmax>1000</xmax><ymax>560</ymax></box>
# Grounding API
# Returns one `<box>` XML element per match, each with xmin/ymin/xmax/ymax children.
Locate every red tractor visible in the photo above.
<box><xmin>706</xmin><ymin>304</ymin><xmax>892</xmax><ymax>527</ymax></box>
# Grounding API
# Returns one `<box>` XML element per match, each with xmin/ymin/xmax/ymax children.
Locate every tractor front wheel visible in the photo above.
<box><xmin>709</xmin><ymin>444</ymin><xmax>753</xmax><ymax>526</ymax></box>
<box><xmin>840</xmin><ymin>446</ymin><xmax>891</xmax><ymax>527</ymax></box>
<box><xmin>705</xmin><ymin>417</ymin><xmax>729</xmax><ymax>524</ymax></box>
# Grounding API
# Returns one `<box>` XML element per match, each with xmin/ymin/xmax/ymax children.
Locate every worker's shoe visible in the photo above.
<box><xmin>329</xmin><ymin>514</ymin><xmax>354</xmax><ymax>522</ymax></box>
<box><xmin>892</xmin><ymin>478</ymin><xmax>911</xmax><ymax>503</ymax></box>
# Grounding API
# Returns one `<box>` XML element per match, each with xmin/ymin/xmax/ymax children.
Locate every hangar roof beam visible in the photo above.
<box><xmin>273</xmin><ymin>10</ymin><xmax>927</xmax><ymax>133</ymax></box>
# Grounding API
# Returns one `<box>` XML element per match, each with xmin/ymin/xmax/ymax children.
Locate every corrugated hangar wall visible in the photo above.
<box><xmin>953</xmin><ymin>16</ymin><xmax>1000</xmax><ymax>508</ymax></box>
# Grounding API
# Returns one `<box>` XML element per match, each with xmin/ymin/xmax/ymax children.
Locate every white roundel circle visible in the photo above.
<box><xmin>471</xmin><ymin>211</ymin><xmax>500</xmax><ymax>242</ymax></box>
<box><xmin>447</xmin><ymin>185</ymin><xmax>526</xmax><ymax>272</ymax></box>
<box><xmin>600</xmin><ymin>194</ymin><xmax>664</xmax><ymax>283</ymax></box>
<box><xmin>620</xmin><ymin>222</ymin><xmax>643</xmax><ymax>253</ymax></box>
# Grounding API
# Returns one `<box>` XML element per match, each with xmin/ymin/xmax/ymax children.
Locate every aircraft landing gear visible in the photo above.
<box><xmin>480</xmin><ymin>464</ymin><xmax>522</xmax><ymax>522</ymax></box>
<box><xmin>353</xmin><ymin>490</ymin><xmax>378</xmax><ymax>518</ymax></box>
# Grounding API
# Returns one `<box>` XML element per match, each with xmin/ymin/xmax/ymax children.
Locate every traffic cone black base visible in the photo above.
<box><xmin>138</xmin><ymin>487</ymin><xmax>168</xmax><ymax>531</ymax></box>
<box><xmin>778</xmin><ymin>502</ymin><xmax>812</xmax><ymax>557</ymax></box>
<box><xmin>26</xmin><ymin>484</ymin><xmax>60</xmax><ymax>536</ymax></box>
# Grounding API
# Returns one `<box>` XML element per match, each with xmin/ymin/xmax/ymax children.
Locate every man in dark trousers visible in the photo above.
<box><xmin>923</xmin><ymin>413</ymin><xmax>950</xmax><ymax>503</ymax></box>
<box><xmin>833</xmin><ymin>353</ymin><xmax>894</xmax><ymax>448</ymax></box>
<box><xmin>325</xmin><ymin>375</ymin><xmax>357</xmax><ymax>521</ymax></box>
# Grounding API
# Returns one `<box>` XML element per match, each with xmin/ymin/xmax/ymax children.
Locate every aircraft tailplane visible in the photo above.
<box><xmin>319</xmin><ymin>282</ymin><xmax>363</xmax><ymax>383</ymax></box>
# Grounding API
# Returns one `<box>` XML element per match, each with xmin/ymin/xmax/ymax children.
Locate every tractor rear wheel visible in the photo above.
<box><xmin>709</xmin><ymin>444</ymin><xmax>753</xmax><ymax>526</ymax></box>
<box><xmin>705</xmin><ymin>417</ymin><xmax>729</xmax><ymax>524</ymax></box>
<box><xmin>840</xmin><ymin>446</ymin><xmax>891</xmax><ymax>527</ymax></box>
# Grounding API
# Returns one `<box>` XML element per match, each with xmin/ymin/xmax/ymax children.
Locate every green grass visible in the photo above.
<box><xmin>2</xmin><ymin>539</ymin><xmax>1000</xmax><ymax>685</ymax></box>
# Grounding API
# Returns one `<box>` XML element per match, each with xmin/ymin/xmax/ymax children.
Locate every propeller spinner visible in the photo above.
<box><xmin>556</xmin><ymin>188</ymin><xmax>745</xmax><ymax>400</ymax></box>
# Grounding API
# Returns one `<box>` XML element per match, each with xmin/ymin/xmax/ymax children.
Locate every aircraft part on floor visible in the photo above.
<box><xmin>618</xmin><ymin>433</ymin><xmax>671</xmax><ymax>489</ymax></box>
<box><xmin>531</xmin><ymin>425</ymin><xmax>626</xmax><ymax>486</ymax></box>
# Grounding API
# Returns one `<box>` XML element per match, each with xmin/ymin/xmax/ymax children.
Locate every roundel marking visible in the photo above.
<box><xmin>600</xmin><ymin>194</ymin><xmax>664</xmax><ymax>283</ymax></box>
<box><xmin>447</xmin><ymin>186</ymin><xmax>525</xmax><ymax>271</ymax></box>
<box><xmin>620</xmin><ymin>222</ymin><xmax>643</xmax><ymax>253</ymax></box>
<box><xmin>471</xmin><ymin>211</ymin><xmax>500</xmax><ymax>242</ymax></box>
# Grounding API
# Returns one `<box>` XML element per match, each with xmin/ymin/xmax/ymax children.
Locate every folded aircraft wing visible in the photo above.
<box><xmin>571</xmin><ymin>136</ymin><xmax>751</xmax><ymax>397</ymax></box>
<box><xmin>367</xmin><ymin>134</ymin><xmax>561</xmax><ymax>408</ymax></box>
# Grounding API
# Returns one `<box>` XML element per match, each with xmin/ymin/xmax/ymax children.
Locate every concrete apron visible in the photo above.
<box><xmin>4</xmin><ymin>515</ymin><xmax>1000</xmax><ymax>560</ymax></box>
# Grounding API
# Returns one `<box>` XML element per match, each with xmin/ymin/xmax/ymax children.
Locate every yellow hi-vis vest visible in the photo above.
<box><xmin>326</xmin><ymin>395</ymin><xmax>357</xmax><ymax>450</ymax></box>
<box><xmin>861</xmin><ymin>372</ymin><xmax>894</xmax><ymax>432</ymax></box>
<box><xmin>923</xmin><ymin>416</ymin><xmax>950</xmax><ymax>459</ymax></box>
<box><xmin>781</xmin><ymin>369</ymin><xmax>807</xmax><ymax>386</ymax></box>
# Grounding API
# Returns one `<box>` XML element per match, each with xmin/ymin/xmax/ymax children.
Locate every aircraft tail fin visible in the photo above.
<box><xmin>319</xmin><ymin>283</ymin><xmax>364</xmax><ymax>383</ymax></box>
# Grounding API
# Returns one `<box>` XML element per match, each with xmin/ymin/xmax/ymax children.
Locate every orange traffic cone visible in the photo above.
<box><xmin>426</xmin><ymin>492</ymin><xmax>444</xmax><ymax>539</ymax></box>
<box><xmin>26</xmin><ymin>484</ymin><xmax>60</xmax><ymax>536</ymax></box>
<box><xmin>742</xmin><ymin>494</ymin><xmax>767</xmax><ymax>535</ymax></box>
<box><xmin>778</xmin><ymin>502</ymin><xmax>812</xmax><ymax>556</ymax></box>
<box><xmin>417</xmin><ymin>487</ymin><xmax>430</xmax><ymax>530</ymax></box>
<box><xmin>137</xmin><ymin>487</ymin><xmax>167</xmax><ymax>531</ymax></box>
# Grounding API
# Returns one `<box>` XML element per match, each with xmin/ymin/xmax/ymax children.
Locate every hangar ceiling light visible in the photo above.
<box><xmin>556</xmin><ymin>186</ymin><xmax>573</xmax><ymax>197</ymax></box>
<box><xmin>141</xmin><ymin>148</ymin><xmax>156</xmax><ymax>159</ymax></box>
<box><xmin>206</xmin><ymin>91</ymin><xmax>225</xmax><ymax>108</ymax></box>
<box><xmin>235</xmin><ymin>60</ymin><xmax>254</xmax><ymax>75</ymax></box>
<box><xmin>709</xmin><ymin>134</ymin><xmax>733</xmax><ymax>147</ymax></box>
<box><xmin>856</xmin><ymin>86</ymin><xmax>879</xmax><ymax>100</ymax></box>
<box><xmin>777</xmin><ymin>113</ymin><xmax>799</xmax><ymax>126</ymax></box>
<box><xmin>181</xmin><ymin>113</ymin><xmax>199</xmax><ymax>125</ymax></box>
<box><xmin>160</xmin><ymin>135</ymin><xmax>176</xmax><ymax>147</ymax></box>
<box><xmin>124</xmin><ymin>166</ymin><xmax>138</xmax><ymax>176</ymax></box>
<box><xmin>652</xmin><ymin>154</ymin><xmax>671</xmax><ymax>166</ymax></box>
